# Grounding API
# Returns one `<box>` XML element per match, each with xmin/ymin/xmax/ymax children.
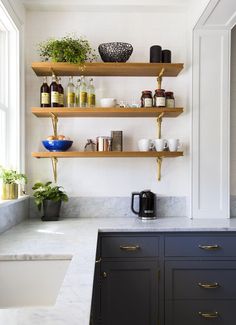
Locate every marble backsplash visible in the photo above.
<box><xmin>29</xmin><ymin>196</ymin><xmax>187</xmax><ymax>219</ymax></box>
<box><xmin>0</xmin><ymin>197</ymin><xmax>29</xmax><ymax>234</ymax></box>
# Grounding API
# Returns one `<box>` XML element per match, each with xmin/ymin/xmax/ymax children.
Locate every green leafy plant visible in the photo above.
<box><xmin>38</xmin><ymin>35</ymin><xmax>97</xmax><ymax>64</ymax></box>
<box><xmin>32</xmin><ymin>181</ymin><xmax>69</xmax><ymax>211</ymax></box>
<box><xmin>0</xmin><ymin>166</ymin><xmax>27</xmax><ymax>184</ymax></box>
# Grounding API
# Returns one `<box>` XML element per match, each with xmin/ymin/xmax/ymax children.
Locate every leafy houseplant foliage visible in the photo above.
<box><xmin>38</xmin><ymin>35</ymin><xmax>97</xmax><ymax>64</ymax></box>
<box><xmin>32</xmin><ymin>181</ymin><xmax>69</xmax><ymax>211</ymax></box>
<box><xmin>0</xmin><ymin>166</ymin><xmax>27</xmax><ymax>184</ymax></box>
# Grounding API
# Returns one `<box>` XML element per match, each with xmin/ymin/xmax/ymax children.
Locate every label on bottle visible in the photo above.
<box><xmin>75</xmin><ymin>94</ymin><xmax>80</xmax><ymax>106</ymax></box>
<box><xmin>155</xmin><ymin>97</ymin><xmax>166</xmax><ymax>107</ymax></box>
<box><xmin>51</xmin><ymin>91</ymin><xmax>59</xmax><ymax>104</ymax></box>
<box><xmin>67</xmin><ymin>92</ymin><xmax>75</xmax><ymax>105</ymax></box>
<box><xmin>166</xmin><ymin>98</ymin><xmax>175</xmax><ymax>108</ymax></box>
<box><xmin>80</xmin><ymin>91</ymin><xmax>87</xmax><ymax>107</ymax></box>
<box><xmin>88</xmin><ymin>94</ymin><xmax>95</xmax><ymax>107</ymax></box>
<box><xmin>41</xmin><ymin>92</ymin><xmax>50</xmax><ymax>105</ymax></box>
<box><xmin>144</xmin><ymin>98</ymin><xmax>152</xmax><ymax>107</ymax></box>
<box><xmin>59</xmin><ymin>93</ymin><xmax>64</xmax><ymax>106</ymax></box>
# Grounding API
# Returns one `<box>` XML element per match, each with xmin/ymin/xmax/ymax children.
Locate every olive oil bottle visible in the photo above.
<box><xmin>80</xmin><ymin>76</ymin><xmax>87</xmax><ymax>108</ymax></box>
<box><xmin>67</xmin><ymin>77</ymin><xmax>75</xmax><ymax>108</ymax></box>
<box><xmin>75</xmin><ymin>79</ymin><xmax>81</xmax><ymax>107</ymax></box>
<box><xmin>88</xmin><ymin>78</ymin><xmax>96</xmax><ymax>107</ymax></box>
<box><xmin>40</xmin><ymin>77</ymin><xmax>50</xmax><ymax>107</ymax></box>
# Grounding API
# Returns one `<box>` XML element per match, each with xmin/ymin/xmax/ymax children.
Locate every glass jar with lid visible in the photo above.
<box><xmin>154</xmin><ymin>89</ymin><xmax>166</xmax><ymax>107</ymax></box>
<box><xmin>166</xmin><ymin>91</ymin><xmax>175</xmax><ymax>108</ymax></box>
<box><xmin>141</xmin><ymin>91</ymin><xmax>153</xmax><ymax>108</ymax></box>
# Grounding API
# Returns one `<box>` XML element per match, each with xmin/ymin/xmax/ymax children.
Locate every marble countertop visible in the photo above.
<box><xmin>1</xmin><ymin>216</ymin><xmax>236</xmax><ymax>324</ymax></box>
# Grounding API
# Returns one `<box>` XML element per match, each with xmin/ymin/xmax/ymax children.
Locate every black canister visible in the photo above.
<box><xmin>162</xmin><ymin>49</ymin><xmax>171</xmax><ymax>63</ymax></box>
<box><xmin>150</xmin><ymin>45</ymin><xmax>162</xmax><ymax>63</ymax></box>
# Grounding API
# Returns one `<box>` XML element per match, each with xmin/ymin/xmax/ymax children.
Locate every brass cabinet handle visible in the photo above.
<box><xmin>198</xmin><ymin>311</ymin><xmax>219</xmax><ymax>318</ymax></box>
<box><xmin>198</xmin><ymin>282</ymin><xmax>220</xmax><ymax>289</ymax></box>
<box><xmin>95</xmin><ymin>258</ymin><xmax>102</xmax><ymax>264</ymax></box>
<box><xmin>102</xmin><ymin>272</ymin><xmax>107</xmax><ymax>278</ymax></box>
<box><xmin>120</xmin><ymin>245</ymin><xmax>140</xmax><ymax>251</ymax></box>
<box><xmin>198</xmin><ymin>244</ymin><xmax>220</xmax><ymax>250</ymax></box>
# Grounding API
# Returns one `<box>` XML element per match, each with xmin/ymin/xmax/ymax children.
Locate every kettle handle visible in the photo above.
<box><xmin>131</xmin><ymin>192</ymin><xmax>140</xmax><ymax>215</ymax></box>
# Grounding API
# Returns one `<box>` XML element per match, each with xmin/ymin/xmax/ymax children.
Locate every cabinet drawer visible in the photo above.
<box><xmin>101</xmin><ymin>236</ymin><xmax>159</xmax><ymax>258</ymax></box>
<box><xmin>165</xmin><ymin>261</ymin><xmax>236</xmax><ymax>299</ymax></box>
<box><xmin>165</xmin><ymin>300</ymin><xmax>236</xmax><ymax>325</ymax></box>
<box><xmin>165</xmin><ymin>235</ymin><xmax>236</xmax><ymax>257</ymax></box>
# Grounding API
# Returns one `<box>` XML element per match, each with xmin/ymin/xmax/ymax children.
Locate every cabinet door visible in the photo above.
<box><xmin>100</xmin><ymin>259</ymin><xmax>159</xmax><ymax>325</ymax></box>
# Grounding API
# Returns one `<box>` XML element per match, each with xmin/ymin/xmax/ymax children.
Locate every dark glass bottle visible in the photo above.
<box><xmin>40</xmin><ymin>77</ymin><xmax>50</xmax><ymax>107</ymax></box>
<box><xmin>50</xmin><ymin>74</ymin><xmax>59</xmax><ymax>107</ymax></box>
<box><xmin>58</xmin><ymin>77</ymin><xmax>64</xmax><ymax>107</ymax></box>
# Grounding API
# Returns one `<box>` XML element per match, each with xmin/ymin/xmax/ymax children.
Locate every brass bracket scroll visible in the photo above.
<box><xmin>50</xmin><ymin>113</ymin><xmax>58</xmax><ymax>138</ymax></box>
<box><xmin>157</xmin><ymin>112</ymin><xmax>164</xmax><ymax>139</ymax></box>
<box><xmin>51</xmin><ymin>157</ymin><xmax>58</xmax><ymax>183</ymax></box>
<box><xmin>157</xmin><ymin>68</ymin><xmax>165</xmax><ymax>90</ymax></box>
<box><xmin>157</xmin><ymin>157</ymin><xmax>163</xmax><ymax>181</ymax></box>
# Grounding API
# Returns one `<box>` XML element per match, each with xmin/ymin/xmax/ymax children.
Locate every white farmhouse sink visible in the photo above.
<box><xmin>0</xmin><ymin>255</ymin><xmax>72</xmax><ymax>308</ymax></box>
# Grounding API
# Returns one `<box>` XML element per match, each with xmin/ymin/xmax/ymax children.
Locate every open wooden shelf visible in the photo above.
<box><xmin>32</xmin><ymin>151</ymin><xmax>184</xmax><ymax>159</ymax></box>
<box><xmin>32</xmin><ymin>107</ymin><xmax>184</xmax><ymax>118</ymax></box>
<box><xmin>32</xmin><ymin>62</ymin><xmax>184</xmax><ymax>77</ymax></box>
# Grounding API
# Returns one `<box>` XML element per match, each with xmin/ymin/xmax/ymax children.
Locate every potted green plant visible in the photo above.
<box><xmin>38</xmin><ymin>34</ymin><xmax>97</xmax><ymax>64</ymax></box>
<box><xmin>32</xmin><ymin>181</ymin><xmax>69</xmax><ymax>221</ymax></box>
<box><xmin>0</xmin><ymin>166</ymin><xmax>27</xmax><ymax>200</ymax></box>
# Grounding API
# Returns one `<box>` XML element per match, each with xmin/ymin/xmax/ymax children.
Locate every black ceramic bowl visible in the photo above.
<box><xmin>98</xmin><ymin>42</ymin><xmax>133</xmax><ymax>62</ymax></box>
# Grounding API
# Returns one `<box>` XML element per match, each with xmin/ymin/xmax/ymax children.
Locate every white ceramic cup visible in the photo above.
<box><xmin>168</xmin><ymin>139</ymin><xmax>180</xmax><ymax>152</ymax></box>
<box><xmin>138</xmin><ymin>139</ymin><xmax>151</xmax><ymax>151</ymax></box>
<box><xmin>154</xmin><ymin>139</ymin><xmax>167</xmax><ymax>151</ymax></box>
<box><xmin>100</xmin><ymin>98</ymin><xmax>117</xmax><ymax>107</ymax></box>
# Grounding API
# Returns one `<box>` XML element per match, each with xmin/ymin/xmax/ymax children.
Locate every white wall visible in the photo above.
<box><xmin>25</xmin><ymin>9</ymin><xmax>189</xmax><ymax>197</ymax></box>
<box><xmin>231</xmin><ymin>25</ymin><xmax>236</xmax><ymax>194</ymax></box>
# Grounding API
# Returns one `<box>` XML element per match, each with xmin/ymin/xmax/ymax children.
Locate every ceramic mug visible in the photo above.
<box><xmin>168</xmin><ymin>139</ymin><xmax>180</xmax><ymax>152</ymax></box>
<box><xmin>100</xmin><ymin>98</ymin><xmax>117</xmax><ymax>107</ymax></box>
<box><xmin>154</xmin><ymin>138</ymin><xmax>167</xmax><ymax>151</ymax></box>
<box><xmin>138</xmin><ymin>139</ymin><xmax>151</xmax><ymax>151</ymax></box>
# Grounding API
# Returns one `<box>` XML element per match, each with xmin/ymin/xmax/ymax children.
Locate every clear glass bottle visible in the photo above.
<box><xmin>67</xmin><ymin>76</ymin><xmax>75</xmax><ymax>108</ymax></box>
<box><xmin>88</xmin><ymin>78</ymin><xmax>96</xmax><ymax>107</ymax></box>
<box><xmin>80</xmin><ymin>76</ymin><xmax>87</xmax><ymax>108</ymax></box>
<box><xmin>75</xmin><ymin>79</ymin><xmax>81</xmax><ymax>107</ymax></box>
<box><xmin>40</xmin><ymin>77</ymin><xmax>50</xmax><ymax>107</ymax></box>
<box><xmin>58</xmin><ymin>77</ymin><xmax>64</xmax><ymax>107</ymax></box>
<box><xmin>50</xmin><ymin>74</ymin><xmax>59</xmax><ymax>107</ymax></box>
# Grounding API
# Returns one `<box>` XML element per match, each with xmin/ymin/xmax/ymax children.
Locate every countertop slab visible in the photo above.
<box><xmin>1</xmin><ymin>216</ymin><xmax>236</xmax><ymax>324</ymax></box>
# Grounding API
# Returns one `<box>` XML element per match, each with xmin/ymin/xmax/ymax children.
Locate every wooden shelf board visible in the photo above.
<box><xmin>32</xmin><ymin>107</ymin><xmax>184</xmax><ymax>118</ymax></box>
<box><xmin>32</xmin><ymin>62</ymin><xmax>184</xmax><ymax>77</ymax></box>
<box><xmin>32</xmin><ymin>151</ymin><xmax>184</xmax><ymax>158</ymax></box>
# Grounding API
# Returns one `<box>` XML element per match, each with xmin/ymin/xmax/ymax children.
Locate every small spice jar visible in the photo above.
<box><xmin>165</xmin><ymin>92</ymin><xmax>175</xmax><ymax>108</ymax></box>
<box><xmin>154</xmin><ymin>89</ymin><xmax>166</xmax><ymax>107</ymax></box>
<box><xmin>141</xmin><ymin>91</ymin><xmax>153</xmax><ymax>108</ymax></box>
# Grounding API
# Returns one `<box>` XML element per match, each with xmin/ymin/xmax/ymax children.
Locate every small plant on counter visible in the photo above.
<box><xmin>32</xmin><ymin>181</ymin><xmax>69</xmax><ymax>221</ymax></box>
<box><xmin>38</xmin><ymin>34</ymin><xmax>97</xmax><ymax>64</ymax></box>
<box><xmin>0</xmin><ymin>166</ymin><xmax>27</xmax><ymax>200</ymax></box>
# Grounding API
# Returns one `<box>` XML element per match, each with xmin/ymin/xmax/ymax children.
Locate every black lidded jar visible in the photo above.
<box><xmin>162</xmin><ymin>49</ymin><xmax>171</xmax><ymax>63</ymax></box>
<box><xmin>154</xmin><ymin>89</ymin><xmax>166</xmax><ymax>107</ymax></box>
<box><xmin>150</xmin><ymin>45</ymin><xmax>162</xmax><ymax>63</ymax></box>
<box><xmin>141</xmin><ymin>91</ymin><xmax>153</xmax><ymax>108</ymax></box>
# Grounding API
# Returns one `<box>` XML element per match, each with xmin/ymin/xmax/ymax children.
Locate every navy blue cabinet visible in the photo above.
<box><xmin>91</xmin><ymin>232</ymin><xmax>236</xmax><ymax>325</ymax></box>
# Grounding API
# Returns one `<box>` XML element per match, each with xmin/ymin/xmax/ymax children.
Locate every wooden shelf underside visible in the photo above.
<box><xmin>32</xmin><ymin>62</ymin><xmax>184</xmax><ymax>77</ymax></box>
<box><xmin>32</xmin><ymin>151</ymin><xmax>184</xmax><ymax>158</ymax></box>
<box><xmin>32</xmin><ymin>107</ymin><xmax>183</xmax><ymax>118</ymax></box>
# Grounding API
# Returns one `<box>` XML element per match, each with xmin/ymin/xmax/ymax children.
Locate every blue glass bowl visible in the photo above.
<box><xmin>42</xmin><ymin>140</ymin><xmax>73</xmax><ymax>152</ymax></box>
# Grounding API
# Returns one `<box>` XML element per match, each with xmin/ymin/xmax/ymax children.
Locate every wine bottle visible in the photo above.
<box><xmin>50</xmin><ymin>74</ymin><xmax>59</xmax><ymax>107</ymax></box>
<box><xmin>40</xmin><ymin>77</ymin><xmax>50</xmax><ymax>107</ymax></box>
<box><xmin>58</xmin><ymin>77</ymin><xmax>64</xmax><ymax>107</ymax></box>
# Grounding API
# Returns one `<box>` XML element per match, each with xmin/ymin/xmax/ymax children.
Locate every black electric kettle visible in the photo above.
<box><xmin>131</xmin><ymin>190</ymin><xmax>156</xmax><ymax>219</ymax></box>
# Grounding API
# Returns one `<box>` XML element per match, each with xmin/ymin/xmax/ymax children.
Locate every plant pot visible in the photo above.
<box><xmin>42</xmin><ymin>200</ymin><xmax>62</xmax><ymax>221</ymax></box>
<box><xmin>1</xmin><ymin>183</ymin><xmax>18</xmax><ymax>200</ymax></box>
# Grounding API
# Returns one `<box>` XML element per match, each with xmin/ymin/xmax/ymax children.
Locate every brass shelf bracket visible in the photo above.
<box><xmin>157</xmin><ymin>112</ymin><xmax>164</xmax><ymax>139</ymax></box>
<box><xmin>157</xmin><ymin>68</ymin><xmax>165</xmax><ymax>90</ymax></box>
<box><xmin>157</xmin><ymin>157</ymin><xmax>163</xmax><ymax>181</ymax></box>
<box><xmin>50</xmin><ymin>113</ymin><xmax>58</xmax><ymax>138</ymax></box>
<box><xmin>51</xmin><ymin>157</ymin><xmax>58</xmax><ymax>183</ymax></box>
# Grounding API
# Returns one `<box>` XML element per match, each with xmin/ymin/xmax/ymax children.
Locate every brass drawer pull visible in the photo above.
<box><xmin>198</xmin><ymin>244</ymin><xmax>220</xmax><ymax>250</ymax></box>
<box><xmin>95</xmin><ymin>258</ymin><xmax>102</xmax><ymax>264</ymax></box>
<box><xmin>198</xmin><ymin>311</ymin><xmax>219</xmax><ymax>319</ymax></box>
<box><xmin>198</xmin><ymin>282</ymin><xmax>220</xmax><ymax>289</ymax></box>
<box><xmin>120</xmin><ymin>245</ymin><xmax>140</xmax><ymax>251</ymax></box>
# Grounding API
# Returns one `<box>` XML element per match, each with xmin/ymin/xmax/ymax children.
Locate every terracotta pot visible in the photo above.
<box><xmin>41</xmin><ymin>200</ymin><xmax>62</xmax><ymax>221</ymax></box>
<box><xmin>1</xmin><ymin>183</ymin><xmax>18</xmax><ymax>200</ymax></box>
